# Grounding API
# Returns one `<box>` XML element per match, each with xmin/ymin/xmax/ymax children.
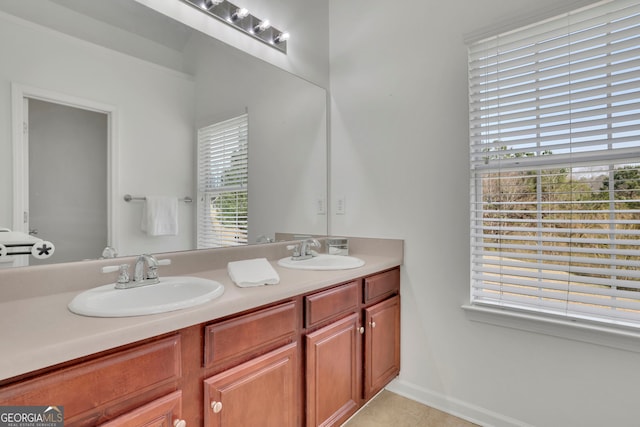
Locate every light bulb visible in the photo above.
<box><xmin>253</xmin><ymin>19</ymin><xmax>271</xmax><ymax>33</ymax></box>
<box><xmin>231</xmin><ymin>7</ymin><xmax>249</xmax><ymax>21</ymax></box>
<box><xmin>203</xmin><ymin>0</ymin><xmax>223</xmax><ymax>9</ymax></box>
<box><xmin>274</xmin><ymin>32</ymin><xmax>290</xmax><ymax>44</ymax></box>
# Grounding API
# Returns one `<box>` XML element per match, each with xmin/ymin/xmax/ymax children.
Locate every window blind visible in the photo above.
<box><xmin>197</xmin><ymin>114</ymin><xmax>248</xmax><ymax>248</ymax></box>
<box><xmin>468</xmin><ymin>0</ymin><xmax>640</xmax><ymax>328</ymax></box>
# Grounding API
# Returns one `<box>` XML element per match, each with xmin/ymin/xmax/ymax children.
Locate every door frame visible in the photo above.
<box><xmin>11</xmin><ymin>83</ymin><xmax>119</xmax><ymax>265</ymax></box>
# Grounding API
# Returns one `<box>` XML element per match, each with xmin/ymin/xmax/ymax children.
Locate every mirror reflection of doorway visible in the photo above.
<box><xmin>26</xmin><ymin>98</ymin><xmax>108</xmax><ymax>265</ymax></box>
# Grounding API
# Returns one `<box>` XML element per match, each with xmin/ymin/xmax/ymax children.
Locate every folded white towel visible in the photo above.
<box><xmin>227</xmin><ymin>258</ymin><xmax>280</xmax><ymax>288</ymax></box>
<box><xmin>141</xmin><ymin>196</ymin><xmax>178</xmax><ymax>236</ymax></box>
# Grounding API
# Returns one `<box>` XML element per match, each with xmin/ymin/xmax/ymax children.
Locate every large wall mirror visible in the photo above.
<box><xmin>0</xmin><ymin>0</ymin><xmax>327</xmax><ymax>267</ymax></box>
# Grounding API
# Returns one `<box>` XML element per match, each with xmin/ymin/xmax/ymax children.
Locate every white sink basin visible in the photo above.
<box><xmin>68</xmin><ymin>276</ymin><xmax>224</xmax><ymax>317</ymax></box>
<box><xmin>277</xmin><ymin>254</ymin><xmax>365</xmax><ymax>271</ymax></box>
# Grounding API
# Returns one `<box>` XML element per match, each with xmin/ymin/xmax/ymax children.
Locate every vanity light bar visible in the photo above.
<box><xmin>182</xmin><ymin>0</ymin><xmax>289</xmax><ymax>53</ymax></box>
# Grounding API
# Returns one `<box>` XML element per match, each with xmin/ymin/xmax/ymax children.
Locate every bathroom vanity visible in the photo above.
<box><xmin>0</xmin><ymin>238</ymin><xmax>402</xmax><ymax>426</ymax></box>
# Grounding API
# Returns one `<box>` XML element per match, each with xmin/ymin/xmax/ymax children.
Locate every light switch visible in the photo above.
<box><xmin>336</xmin><ymin>196</ymin><xmax>346</xmax><ymax>215</ymax></box>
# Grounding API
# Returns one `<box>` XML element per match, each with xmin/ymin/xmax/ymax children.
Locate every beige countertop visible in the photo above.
<box><xmin>0</xmin><ymin>238</ymin><xmax>402</xmax><ymax>382</ymax></box>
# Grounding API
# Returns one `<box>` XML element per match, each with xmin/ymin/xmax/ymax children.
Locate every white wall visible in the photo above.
<box><xmin>329</xmin><ymin>1</ymin><xmax>640</xmax><ymax>426</ymax></box>
<box><xmin>0</xmin><ymin>12</ymin><xmax>196</xmax><ymax>256</ymax></box>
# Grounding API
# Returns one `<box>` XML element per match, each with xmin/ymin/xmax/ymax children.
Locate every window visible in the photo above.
<box><xmin>197</xmin><ymin>114</ymin><xmax>248</xmax><ymax>248</ymax></box>
<box><xmin>468</xmin><ymin>0</ymin><xmax>640</xmax><ymax>328</ymax></box>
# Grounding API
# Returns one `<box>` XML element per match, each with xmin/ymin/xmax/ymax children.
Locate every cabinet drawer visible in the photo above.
<box><xmin>304</xmin><ymin>281</ymin><xmax>359</xmax><ymax>329</ymax></box>
<box><xmin>204</xmin><ymin>301</ymin><xmax>297</xmax><ymax>368</ymax></box>
<box><xmin>363</xmin><ymin>268</ymin><xmax>400</xmax><ymax>305</ymax></box>
<box><xmin>0</xmin><ymin>335</ymin><xmax>181</xmax><ymax>426</ymax></box>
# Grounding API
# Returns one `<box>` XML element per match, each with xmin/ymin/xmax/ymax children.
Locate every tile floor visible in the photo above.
<box><xmin>342</xmin><ymin>390</ymin><xmax>480</xmax><ymax>427</ymax></box>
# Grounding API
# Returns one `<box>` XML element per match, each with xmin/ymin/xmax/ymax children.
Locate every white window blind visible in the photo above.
<box><xmin>468</xmin><ymin>0</ymin><xmax>640</xmax><ymax>328</ymax></box>
<box><xmin>197</xmin><ymin>114</ymin><xmax>248</xmax><ymax>248</ymax></box>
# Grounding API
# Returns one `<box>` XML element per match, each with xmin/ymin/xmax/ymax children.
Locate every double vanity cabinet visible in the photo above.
<box><xmin>0</xmin><ymin>267</ymin><xmax>400</xmax><ymax>427</ymax></box>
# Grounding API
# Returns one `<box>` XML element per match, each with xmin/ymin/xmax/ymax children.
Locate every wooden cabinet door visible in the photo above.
<box><xmin>99</xmin><ymin>391</ymin><xmax>183</xmax><ymax>427</ymax></box>
<box><xmin>306</xmin><ymin>313</ymin><xmax>360</xmax><ymax>427</ymax></box>
<box><xmin>204</xmin><ymin>343</ymin><xmax>298</xmax><ymax>427</ymax></box>
<box><xmin>363</xmin><ymin>295</ymin><xmax>400</xmax><ymax>400</ymax></box>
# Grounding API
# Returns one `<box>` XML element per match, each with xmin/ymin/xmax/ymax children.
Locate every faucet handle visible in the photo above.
<box><xmin>286</xmin><ymin>244</ymin><xmax>301</xmax><ymax>258</ymax></box>
<box><xmin>147</xmin><ymin>258</ymin><xmax>171</xmax><ymax>280</ymax></box>
<box><xmin>117</xmin><ymin>264</ymin><xmax>130</xmax><ymax>284</ymax></box>
<box><xmin>102</xmin><ymin>264</ymin><xmax>130</xmax><ymax>285</ymax></box>
<box><xmin>101</xmin><ymin>265</ymin><xmax>120</xmax><ymax>274</ymax></box>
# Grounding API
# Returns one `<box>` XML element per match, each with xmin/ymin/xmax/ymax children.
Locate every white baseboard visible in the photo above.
<box><xmin>385</xmin><ymin>379</ymin><xmax>533</xmax><ymax>427</ymax></box>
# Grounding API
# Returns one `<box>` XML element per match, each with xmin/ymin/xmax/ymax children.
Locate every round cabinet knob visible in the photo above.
<box><xmin>173</xmin><ymin>420</ymin><xmax>186</xmax><ymax>427</ymax></box>
<box><xmin>211</xmin><ymin>401</ymin><xmax>223</xmax><ymax>413</ymax></box>
<box><xmin>359</xmin><ymin>326</ymin><xmax>365</xmax><ymax>334</ymax></box>
<box><xmin>369</xmin><ymin>321</ymin><xmax>376</xmax><ymax>328</ymax></box>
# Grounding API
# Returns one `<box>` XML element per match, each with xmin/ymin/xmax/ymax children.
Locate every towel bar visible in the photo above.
<box><xmin>124</xmin><ymin>194</ymin><xmax>193</xmax><ymax>203</ymax></box>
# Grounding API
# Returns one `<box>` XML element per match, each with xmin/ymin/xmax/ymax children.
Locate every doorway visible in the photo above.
<box><xmin>27</xmin><ymin>99</ymin><xmax>108</xmax><ymax>265</ymax></box>
<box><xmin>12</xmin><ymin>84</ymin><xmax>116</xmax><ymax>267</ymax></box>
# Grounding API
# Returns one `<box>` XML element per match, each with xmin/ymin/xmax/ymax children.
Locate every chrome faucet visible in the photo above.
<box><xmin>133</xmin><ymin>254</ymin><xmax>159</xmax><ymax>284</ymax></box>
<box><xmin>291</xmin><ymin>238</ymin><xmax>320</xmax><ymax>261</ymax></box>
<box><xmin>106</xmin><ymin>254</ymin><xmax>170</xmax><ymax>289</ymax></box>
<box><xmin>101</xmin><ymin>246</ymin><xmax>118</xmax><ymax>259</ymax></box>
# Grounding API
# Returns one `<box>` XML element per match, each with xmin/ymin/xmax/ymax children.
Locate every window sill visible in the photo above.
<box><xmin>462</xmin><ymin>304</ymin><xmax>640</xmax><ymax>353</ymax></box>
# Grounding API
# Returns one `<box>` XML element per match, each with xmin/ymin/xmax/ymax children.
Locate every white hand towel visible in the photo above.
<box><xmin>227</xmin><ymin>258</ymin><xmax>280</xmax><ymax>288</ymax></box>
<box><xmin>141</xmin><ymin>196</ymin><xmax>178</xmax><ymax>236</ymax></box>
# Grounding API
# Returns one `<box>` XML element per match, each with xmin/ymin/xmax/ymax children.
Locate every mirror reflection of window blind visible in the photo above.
<box><xmin>197</xmin><ymin>114</ymin><xmax>248</xmax><ymax>248</ymax></box>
